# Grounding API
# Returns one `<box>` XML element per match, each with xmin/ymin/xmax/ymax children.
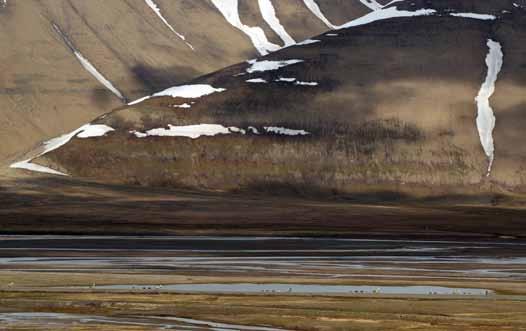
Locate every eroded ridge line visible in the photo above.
<box><xmin>475</xmin><ymin>39</ymin><xmax>503</xmax><ymax>176</ymax></box>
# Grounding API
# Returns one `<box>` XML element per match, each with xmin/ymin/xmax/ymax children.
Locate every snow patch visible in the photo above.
<box><xmin>132</xmin><ymin>124</ymin><xmax>234</xmax><ymax>139</ymax></box>
<box><xmin>295</xmin><ymin>81</ymin><xmax>319</xmax><ymax>86</ymax></box>
<box><xmin>246</xmin><ymin>59</ymin><xmax>304</xmax><ymax>73</ymax></box>
<box><xmin>382</xmin><ymin>0</ymin><xmax>405</xmax><ymax>6</ymax></box>
<box><xmin>302</xmin><ymin>0</ymin><xmax>336</xmax><ymax>29</ymax></box>
<box><xmin>211</xmin><ymin>0</ymin><xmax>280</xmax><ymax>55</ymax></box>
<box><xmin>154</xmin><ymin>85</ymin><xmax>226</xmax><ymax>98</ymax></box>
<box><xmin>128</xmin><ymin>84</ymin><xmax>226</xmax><ymax>105</ymax></box>
<box><xmin>10</xmin><ymin>124</ymin><xmax>115</xmax><ymax>176</ymax></box>
<box><xmin>248</xmin><ymin>126</ymin><xmax>260</xmax><ymax>134</ymax></box>
<box><xmin>246</xmin><ymin>78</ymin><xmax>268</xmax><ymax>83</ymax></box>
<box><xmin>475</xmin><ymin>39</ymin><xmax>503</xmax><ymax>175</ymax></box>
<box><xmin>132</xmin><ymin>124</ymin><xmax>311</xmax><ymax>139</ymax></box>
<box><xmin>10</xmin><ymin>161</ymin><xmax>68</xmax><ymax>177</ymax></box>
<box><xmin>74</xmin><ymin>51</ymin><xmax>125</xmax><ymax>101</ymax></box>
<box><xmin>228</xmin><ymin>127</ymin><xmax>246</xmax><ymax>134</ymax></box>
<box><xmin>340</xmin><ymin>7</ymin><xmax>436</xmax><ymax>28</ymax></box>
<box><xmin>450</xmin><ymin>13</ymin><xmax>497</xmax><ymax>20</ymax></box>
<box><xmin>76</xmin><ymin>125</ymin><xmax>115</xmax><ymax>139</ymax></box>
<box><xmin>173</xmin><ymin>103</ymin><xmax>192</xmax><ymax>108</ymax></box>
<box><xmin>143</xmin><ymin>0</ymin><xmax>194</xmax><ymax>50</ymax></box>
<box><xmin>358</xmin><ymin>0</ymin><xmax>383</xmax><ymax>11</ymax></box>
<box><xmin>276</xmin><ymin>77</ymin><xmax>297</xmax><ymax>82</ymax></box>
<box><xmin>52</xmin><ymin>23</ymin><xmax>125</xmax><ymax>101</ymax></box>
<box><xmin>273</xmin><ymin>78</ymin><xmax>318</xmax><ymax>86</ymax></box>
<box><xmin>127</xmin><ymin>96</ymin><xmax>151</xmax><ymax>106</ymax></box>
<box><xmin>258</xmin><ymin>0</ymin><xmax>295</xmax><ymax>46</ymax></box>
<box><xmin>264</xmin><ymin>127</ymin><xmax>310</xmax><ymax>136</ymax></box>
<box><xmin>296</xmin><ymin>39</ymin><xmax>321</xmax><ymax>46</ymax></box>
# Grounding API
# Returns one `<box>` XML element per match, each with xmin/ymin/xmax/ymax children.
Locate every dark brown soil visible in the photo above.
<box><xmin>1</xmin><ymin>176</ymin><xmax>525</xmax><ymax>239</ymax></box>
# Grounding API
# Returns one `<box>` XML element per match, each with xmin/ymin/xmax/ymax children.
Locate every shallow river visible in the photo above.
<box><xmin>0</xmin><ymin>236</ymin><xmax>525</xmax><ymax>280</ymax></box>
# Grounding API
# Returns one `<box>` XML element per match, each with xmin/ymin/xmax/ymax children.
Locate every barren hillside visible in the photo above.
<box><xmin>0</xmin><ymin>0</ymin><xmax>371</xmax><ymax>163</ymax></box>
<box><xmin>16</xmin><ymin>2</ymin><xmax>526</xmax><ymax>198</ymax></box>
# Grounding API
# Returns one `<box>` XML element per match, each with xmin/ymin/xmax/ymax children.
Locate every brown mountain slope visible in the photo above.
<box><xmin>22</xmin><ymin>5</ymin><xmax>526</xmax><ymax>198</ymax></box>
<box><xmin>0</xmin><ymin>0</ymin><xmax>372</xmax><ymax>163</ymax></box>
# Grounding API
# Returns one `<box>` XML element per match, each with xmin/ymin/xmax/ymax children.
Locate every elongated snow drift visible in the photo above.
<box><xmin>52</xmin><ymin>23</ymin><xmax>125</xmax><ymax>101</ymax></box>
<box><xmin>475</xmin><ymin>39</ymin><xmax>503</xmax><ymax>176</ymax></box>
<box><xmin>10</xmin><ymin>124</ymin><xmax>115</xmax><ymax>176</ymax></box>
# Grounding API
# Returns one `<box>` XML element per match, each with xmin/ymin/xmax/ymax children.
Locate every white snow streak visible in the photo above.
<box><xmin>143</xmin><ymin>0</ymin><xmax>194</xmax><ymax>51</ymax></box>
<box><xmin>211</xmin><ymin>0</ymin><xmax>280</xmax><ymax>55</ymax></box>
<box><xmin>132</xmin><ymin>125</ymin><xmax>310</xmax><ymax>139</ymax></box>
<box><xmin>382</xmin><ymin>0</ymin><xmax>405</xmax><ymax>6</ymax></box>
<box><xmin>10</xmin><ymin>124</ymin><xmax>114</xmax><ymax>176</ymax></box>
<box><xmin>9</xmin><ymin>161</ymin><xmax>68</xmax><ymax>176</ymax></box>
<box><xmin>246</xmin><ymin>59</ymin><xmax>303</xmax><ymax>73</ymax></box>
<box><xmin>296</xmin><ymin>39</ymin><xmax>320</xmax><ymax>46</ymax></box>
<box><xmin>246</xmin><ymin>78</ymin><xmax>268</xmax><ymax>83</ymax></box>
<box><xmin>358</xmin><ymin>0</ymin><xmax>383</xmax><ymax>11</ymax></box>
<box><xmin>475</xmin><ymin>39</ymin><xmax>503</xmax><ymax>175</ymax></box>
<box><xmin>258</xmin><ymin>0</ymin><xmax>295</xmax><ymax>46</ymax></box>
<box><xmin>173</xmin><ymin>103</ymin><xmax>192</xmax><ymax>108</ymax></box>
<box><xmin>53</xmin><ymin>22</ymin><xmax>123</xmax><ymax>101</ymax></box>
<box><xmin>127</xmin><ymin>96</ymin><xmax>151</xmax><ymax>106</ymax></box>
<box><xmin>300</xmin><ymin>4</ymin><xmax>436</xmax><ymax>32</ymax></box>
<box><xmin>74</xmin><ymin>51</ymin><xmax>125</xmax><ymax>101</ymax></box>
<box><xmin>128</xmin><ymin>84</ymin><xmax>226</xmax><ymax>105</ymax></box>
<box><xmin>450</xmin><ymin>13</ymin><xmax>497</xmax><ymax>20</ymax></box>
<box><xmin>276</xmin><ymin>77</ymin><xmax>296</xmax><ymax>82</ymax></box>
<box><xmin>274</xmin><ymin>77</ymin><xmax>318</xmax><ymax>86</ymax></box>
<box><xmin>302</xmin><ymin>0</ymin><xmax>336</xmax><ymax>29</ymax></box>
<box><xmin>154</xmin><ymin>84</ymin><xmax>226</xmax><ymax>98</ymax></box>
<box><xmin>340</xmin><ymin>7</ymin><xmax>436</xmax><ymax>28</ymax></box>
